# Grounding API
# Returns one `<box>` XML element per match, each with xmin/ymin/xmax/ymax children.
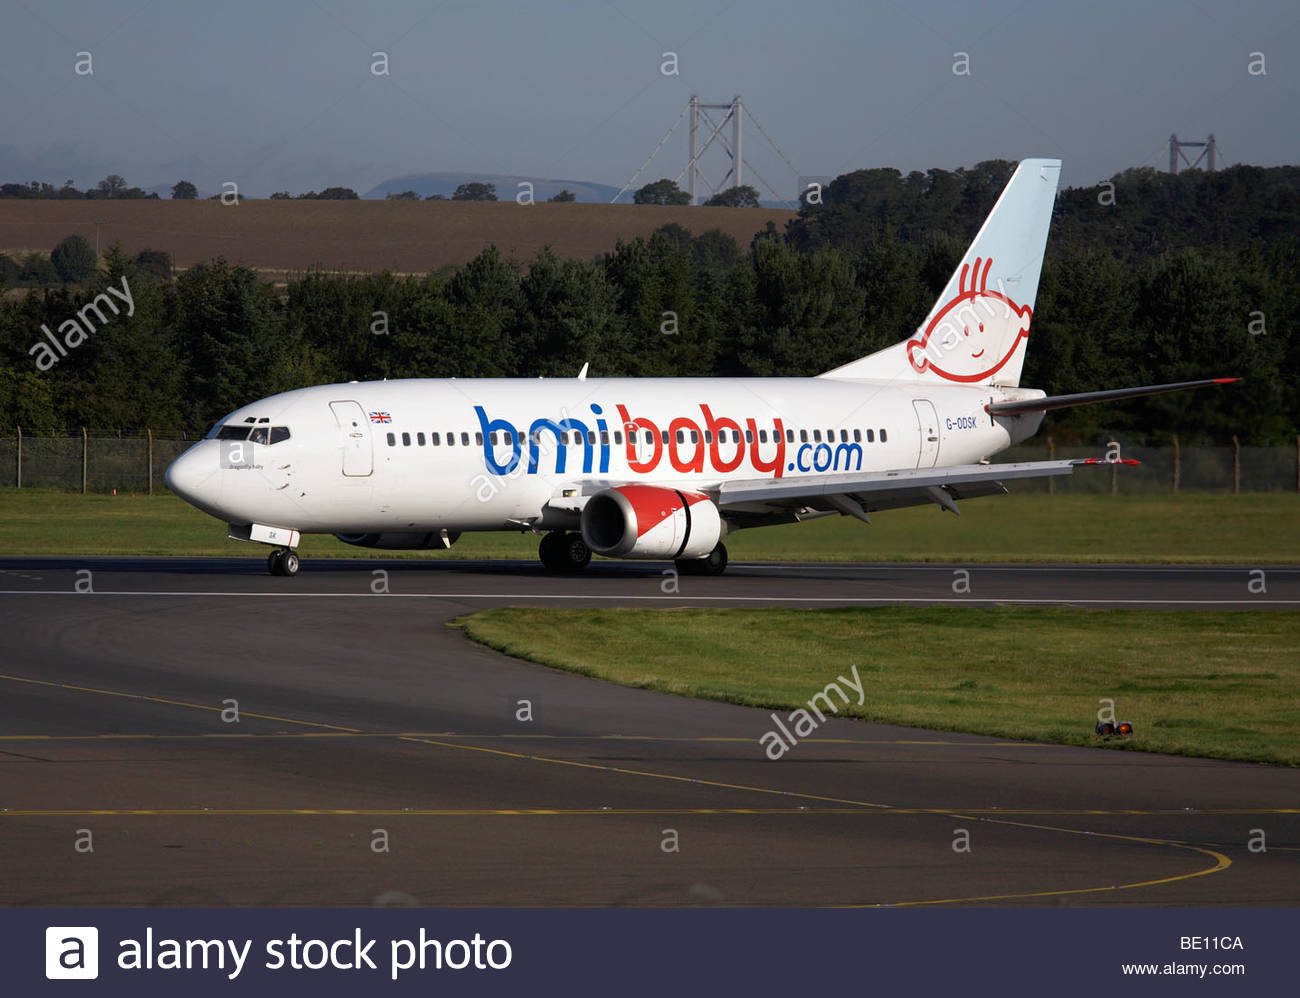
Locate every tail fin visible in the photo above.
<box><xmin>820</xmin><ymin>157</ymin><xmax>1061</xmax><ymax>387</ymax></box>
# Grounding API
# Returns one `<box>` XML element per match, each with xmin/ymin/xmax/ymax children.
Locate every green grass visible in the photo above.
<box><xmin>459</xmin><ymin>606</ymin><xmax>1300</xmax><ymax>766</ymax></box>
<box><xmin>1</xmin><ymin>488</ymin><xmax>1299</xmax><ymax>562</ymax></box>
<box><xmin>0</xmin><ymin>489</ymin><xmax>524</xmax><ymax>559</ymax></box>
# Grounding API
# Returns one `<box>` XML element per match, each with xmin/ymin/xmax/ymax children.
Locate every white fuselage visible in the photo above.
<box><xmin>166</xmin><ymin>377</ymin><xmax>1044</xmax><ymax>536</ymax></box>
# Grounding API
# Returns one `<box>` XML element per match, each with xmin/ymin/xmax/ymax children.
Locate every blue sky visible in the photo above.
<box><xmin>0</xmin><ymin>0</ymin><xmax>1295</xmax><ymax>198</ymax></box>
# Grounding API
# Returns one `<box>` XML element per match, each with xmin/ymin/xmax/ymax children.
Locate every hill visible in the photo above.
<box><xmin>0</xmin><ymin>200</ymin><xmax>794</xmax><ymax>275</ymax></box>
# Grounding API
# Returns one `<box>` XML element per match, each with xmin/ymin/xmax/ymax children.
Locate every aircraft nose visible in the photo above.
<box><xmin>165</xmin><ymin>445</ymin><xmax>221</xmax><ymax>512</ymax></box>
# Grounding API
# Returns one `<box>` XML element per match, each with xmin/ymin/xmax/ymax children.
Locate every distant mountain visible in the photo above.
<box><xmin>363</xmin><ymin>172</ymin><xmax>628</xmax><ymax>203</ymax></box>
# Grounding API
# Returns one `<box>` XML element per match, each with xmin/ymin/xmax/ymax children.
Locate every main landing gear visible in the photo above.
<box><xmin>536</xmin><ymin>534</ymin><xmax>728</xmax><ymax>576</ymax></box>
<box><xmin>538</xmin><ymin>531</ymin><xmax>592</xmax><ymax>573</ymax></box>
<box><xmin>267</xmin><ymin>548</ymin><xmax>300</xmax><ymax>577</ymax></box>
<box><xmin>676</xmin><ymin>543</ymin><xmax>728</xmax><ymax>577</ymax></box>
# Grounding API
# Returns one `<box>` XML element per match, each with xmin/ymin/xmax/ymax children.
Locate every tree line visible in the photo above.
<box><xmin>0</xmin><ymin>162</ymin><xmax>1295</xmax><ymax>445</ymax></box>
<box><xmin>0</xmin><ymin>175</ymin><xmax>359</xmax><ymax>201</ymax></box>
<box><xmin>3</xmin><ymin>175</ymin><xmax>752</xmax><ymax>205</ymax></box>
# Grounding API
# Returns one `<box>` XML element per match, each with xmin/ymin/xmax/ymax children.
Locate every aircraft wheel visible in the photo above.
<box><xmin>561</xmin><ymin>532</ymin><xmax>592</xmax><ymax>572</ymax></box>
<box><xmin>676</xmin><ymin>542</ymin><xmax>727</xmax><ymax>577</ymax></box>
<box><xmin>538</xmin><ymin>531</ymin><xmax>565</xmax><ymax>572</ymax></box>
<box><xmin>267</xmin><ymin>549</ymin><xmax>284</xmax><ymax>576</ymax></box>
<box><xmin>700</xmin><ymin>542</ymin><xmax>728</xmax><ymax>576</ymax></box>
<box><xmin>280</xmin><ymin>550</ymin><xmax>300</xmax><ymax>577</ymax></box>
<box><xmin>540</xmin><ymin>531</ymin><xmax>591</xmax><ymax>573</ymax></box>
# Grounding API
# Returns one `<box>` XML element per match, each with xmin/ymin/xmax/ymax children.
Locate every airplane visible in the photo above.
<box><xmin>165</xmin><ymin>158</ymin><xmax>1236</xmax><ymax>576</ymax></box>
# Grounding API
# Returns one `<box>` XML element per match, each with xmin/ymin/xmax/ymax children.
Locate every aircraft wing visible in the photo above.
<box><xmin>710</xmin><ymin>457</ymin><xmax>1136</xmax><ymax>522</ymax></box>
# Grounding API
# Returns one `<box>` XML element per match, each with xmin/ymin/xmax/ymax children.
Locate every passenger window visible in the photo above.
<box><xmin>600</xmin><ymin>431</ymin><xmax>609</xmax><ymax>445</ymax></box>
<box><xmin>800</xmin><ymin>430</ymin><xmax>808</xmax><ymax>443</ymax></box>
<box><xmin>402</xmin><ymin>432</ymin><xmax>411</xmax><ymax>446</ymax></box>
<box><xmin>690</xmin><ymin>430</ymin><xmax>698</xmax><ymax>444</ymax></box>
<box><xmin>614</xmin><ymin>431</ymin><xmax>622</xmax><ymax>445</ymax></box>
<box><xmin>644</xmin><ymin>430</ymin><xmax>654</xmax><ymax>444</ymax></box>
<box><xmin>661</xmin><ymin>430</ymin><xmax>669</xmax><ymax>444</ymax></box>
<box><xmin>431</xmin><ymin>432</ymin><xmax>440</xmax><ymax>445</ymax></box>
<box><xmin>759</xmin><ymin>430</ymin><xmax>768</xmax><ymax>443</ymax></box>
<box><xmin>786</xmin><ymin>429</ymin><xmax>794</xmax><ymax>443</ymax></box>
<box><xmin>446</xmin><ymin>432</ymin><xmax>455</xmax><ymax>446</ymax></box>
<box><xmin>745</xmin><ymin>429</ymin><xmax>753</xmax><ymax>443</ymax></box>
<box><xmin>269</xmin><ymin>426</ymin><xmax>290</xmax><ymax>444</ymax></box>
<box><xmin>489</xmin><ymin>432</ymin><xmax>497</xmax><ymax>446</ymax></box>
<box><xmin>867</xmin><ymin>429</ymin><xmax>875</xmax><ymax>442</ymax></box>
<box><xmin>587</xmin><ymin>431</ymin><xmax>596</xmax><ymax>445</ymax></box>
<box><xmin>880</xmin><ymin>429</ymin><xmax>888</xmax><ymax>442</ymax></box>
<box><xmin>417</xmin><ymin>432</ymin><xmax>426</xmax><ymax>446</ymax></box>
<box><xmin>676</xmin><ymin>430</ymin><xmax>684</xmax><ymax>444</ymax></box>
<box><xmin>813</xmin><ymin>430</ymin><xmax>821</xmax><ymax>442</ymax></box>
<box><xmin>705</xmin><ymin>430</ymin><xmax>713</xmax><ymax>444</ymax></box>
<box><xmin>475</xmin><ymin>432</ymin><xmax>483</xmax><ymax>446</ymax></box>
<box><xmin>386</xmin><ymin>432</ymin><xmax>396</xmax><ymax>446</ymax></box>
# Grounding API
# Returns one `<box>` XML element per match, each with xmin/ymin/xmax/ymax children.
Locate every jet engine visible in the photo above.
<box><xmin>581</xmin><ymin>485</ymin><xmax>721</xmax><ymax>560</ymax></box>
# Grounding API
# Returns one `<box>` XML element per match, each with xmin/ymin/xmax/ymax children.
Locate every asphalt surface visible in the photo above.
<box><xmin>0</xmin><ymin>556</ymin><xmax>1296</xmax><ymax>907</ymax></box>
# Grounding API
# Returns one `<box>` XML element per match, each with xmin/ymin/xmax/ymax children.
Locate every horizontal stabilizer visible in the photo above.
<box><xmin>986</xmin><ymin>378</ymin><xmax>1239</xmax><ymax>416</ymax></box>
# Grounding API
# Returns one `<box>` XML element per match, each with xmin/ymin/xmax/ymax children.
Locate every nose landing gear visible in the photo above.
<box><xmin>268</xmin><ymin>548</ymin><xmax>300</xmax><ymax>577</ymax></box>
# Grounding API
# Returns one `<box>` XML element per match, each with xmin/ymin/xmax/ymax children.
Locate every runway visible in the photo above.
<box><xmin>0</xmin><ymin>556</ymin><xmax>1296</xmax><ymax>907</ymax></box>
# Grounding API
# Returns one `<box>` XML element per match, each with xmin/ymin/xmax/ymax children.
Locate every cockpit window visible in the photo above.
<box><xmin>213</xmin><ymin>424</ymin><xmax>290</xmax><ymax>444</ymax></box>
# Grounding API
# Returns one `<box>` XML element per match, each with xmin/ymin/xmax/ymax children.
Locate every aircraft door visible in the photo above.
<box><xmin>634</xmin><ymin>426</ymin><xmax>655</xmax><ymax>466</ymax></box>
<box><xmin>330</xmin><ymin>401</ymin><xmax>373</xmax><ymax>477</ymax></box>
<box><xmin>622</xmin><ymin>419</ymin><xmax>654</xmax><ymax>467</ymax></box>
<box><xmin>912</xmin><ymin>399</ymin><xmax>940</xmax><ymax>468</ymax></box>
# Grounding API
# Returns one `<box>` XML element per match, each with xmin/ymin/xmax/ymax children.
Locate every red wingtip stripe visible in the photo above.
<box><xmin>1212</xmin><ymin>377</ymin><xmax>1241</xmax><ymax>384</ymax></box>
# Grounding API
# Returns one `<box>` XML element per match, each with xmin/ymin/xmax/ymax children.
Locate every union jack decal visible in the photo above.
<box><xmin>369</xmin><ymin>411</ymin><xmax>392</xmax><ymax>423</ymax></box>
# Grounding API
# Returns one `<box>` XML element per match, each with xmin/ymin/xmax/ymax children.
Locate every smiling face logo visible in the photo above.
<box><xmin>905</xmin><ymin>256</ymin><xmax>1032</xmax><ymax>383</ymax></box>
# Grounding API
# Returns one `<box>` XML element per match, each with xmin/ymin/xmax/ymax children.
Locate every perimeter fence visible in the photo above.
<box><xmin>0</xmin><ymin>431</ymin><xmax>1298</xmax><ymax>495</ymax></box>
